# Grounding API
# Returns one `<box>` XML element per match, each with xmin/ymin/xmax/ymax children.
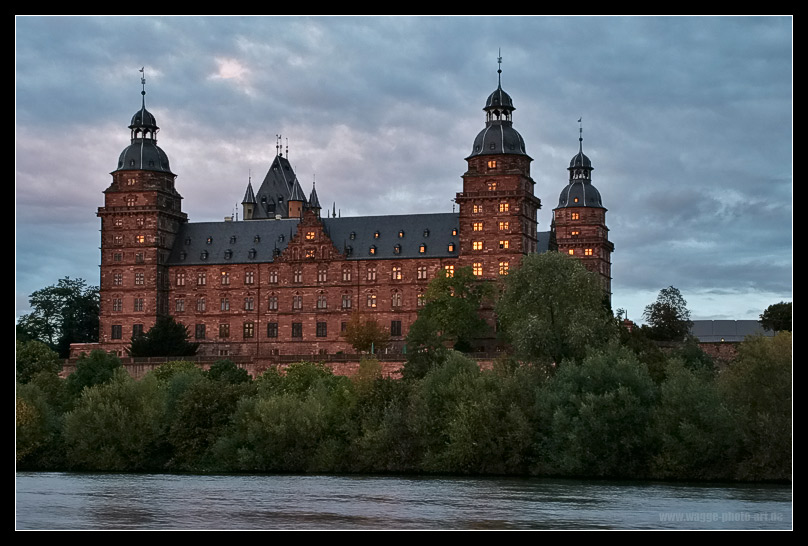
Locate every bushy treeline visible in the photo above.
<box><xmin>16</xmin><ymin>330</ymin><xmax>792</xmax><ymax>481</ymax></box>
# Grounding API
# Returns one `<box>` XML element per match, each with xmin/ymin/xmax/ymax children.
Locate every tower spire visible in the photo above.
<box><xmin>578</xmin><ymin>117</ymin><xmax>583</xmax><ymax>154</ymax></box>
<box><xmin>497</xmin><ymin>49</ymin><xmax>502</xmax><ymax>88</ymax></box>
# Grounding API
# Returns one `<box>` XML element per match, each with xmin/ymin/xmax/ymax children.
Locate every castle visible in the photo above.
<box><xmin>93</xmin><ymin>66</ymin><xmax>613</xmax><ymax>360</ymax></box>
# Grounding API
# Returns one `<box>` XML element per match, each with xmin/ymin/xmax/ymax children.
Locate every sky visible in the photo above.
<box><xmin>16</xmin><ymin>16</ymin><xmax>792</xmax><ymax>323</ymax></box>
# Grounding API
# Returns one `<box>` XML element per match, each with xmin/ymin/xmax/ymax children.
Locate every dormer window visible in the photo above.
<box><xmin>394</xmin><ymin>244</ymin><xmax>401</xmax><ymax>255</ymax></box>
<box><xmin>200</xmin><ymin>250</ymin><xmax>209</xmax><ymax>260</ymax></box>
<box><xmin>374</xmin><ymin>231</ymin><xmax>380</xmax><ymax>239</ymax></box>
<box><xmin>350</xmin><ymin>232</ymin><xmax>356</xmax><ymax>240</ymax></box>
<box><xmin>452</xmin><ymin>228</ymin><xmax>458</xmax><ymax>236</ymax></box>
<box><xmin>448</xmin><ymin>243</ymin><xmax>456</xmax><ymax>252</ymax></box>
<box><xmin>398</xmin><ymin>230</ymin><xmax>405</xmax><ymax>238</ymax></box>
<box><xmin>248</xmin><ymin>248</ymin><xmax>257</xmax><ymax>259</ymax></box>
<box><xmin>230</xmin><ymin>236</ymin><xmax>237</xmax><ymax>244</ymax></box>
<box><xmin>420</xmin><ymin>244</ymin><xmax>426</xmax><ymax>253</ymax></box>
<box><xmin>254</xmin><ymin>235</ymin><xmax>261</xmax><ymax>243</ymax></box>
<box><xmin>179</xmin><ymin>252</ymin><xmax>187</xmax><ymax>261</ymax></box>
<box><xmin>369</xmin><ymin>245</ymin><xmax>376</xmax><ymax>256</ymax></box>
<box><xmin>185</xmin><ymin>237</ymin><xmax>191</xmax><ymax>245</ymax></box>
<box><xmin>206</xmin><ymin>237</ymin><xmax>213</xmax><ymax>245</ymax></box>
<box><xmin>345</xmin><ymin>245</ymin><xmax>353</xmax><ymax>256</ymax></box>
<box><xmin>224</xmin><ymin>250</ymin><xmax>233</xmax><ymax>260</ymax></box>
<box><xmin>423</xmin><ymin>229</ymin><xmax>430</xmax><ymax>238</ymax></box>
<box><xmin>278</xmin><ymin>234</ymin><xmax>284</xmax><ymax>242</ymax></box>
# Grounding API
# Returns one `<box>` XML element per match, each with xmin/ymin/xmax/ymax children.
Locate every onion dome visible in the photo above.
<box><xmin>114</xmin><ymin>80</ymin><xmax>173</xmax><ymax>173</ymax></box>
<box><xmin>467</xmin><ymin>61</ymin><xmax>528</xmax><ymax>158</ymax></box>
<box><xmin>556</xmin><ymin>133</ymin><xmax>604</xmax><ymax>209</ymax></box>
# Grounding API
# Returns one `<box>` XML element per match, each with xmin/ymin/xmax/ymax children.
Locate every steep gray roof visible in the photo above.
<box><xmin>690</xmin><ymin>320</ymin><xmax>774</xmax><ymax>342</ymax></box>
<box><xmin>248</xmin><ymin>155</ymin><xmax>307</xmax><ymax>219</ymax></box>
<box><xmin>242</xmin><ymin>181</ymin><xmax>256</xmax><ymax>204</ymax></box>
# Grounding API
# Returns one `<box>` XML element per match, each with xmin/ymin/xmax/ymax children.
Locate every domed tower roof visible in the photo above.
<box><xmin>556</xmin><ymin>129</ymin><xmax>604</xmax><ymax>209</ymax></box>
<box><xmin>114</xmin><ymin>74</ymin><xmax>173</xmax><ymax>174</ymax></box>
<box><xmin>467</xmin><ymin>57</ymin><xmax>529</xmax><ymax>159</ymax></box>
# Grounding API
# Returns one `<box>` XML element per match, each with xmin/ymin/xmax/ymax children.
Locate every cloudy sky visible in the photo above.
<box><xmin>16</xmin><ymin>16</ymin><xmax>792</xmax><ymax>323</ymax></box>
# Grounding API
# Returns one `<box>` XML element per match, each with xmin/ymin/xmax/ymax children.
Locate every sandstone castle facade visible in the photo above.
<box><xmin>94</xmin><ymin>67</ymin><xmax>613</xmax><ymax>359</ymax></box>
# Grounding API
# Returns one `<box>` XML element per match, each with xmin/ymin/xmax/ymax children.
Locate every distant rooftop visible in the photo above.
<box><xmin>690</xmin><ymin>320</ymin><xmax>774</xmax><ymax>342</ymax></box>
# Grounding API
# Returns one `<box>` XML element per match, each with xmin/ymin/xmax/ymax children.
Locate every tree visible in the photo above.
<box><xmin>66</xmin><ymin>349</ymin><xmax>124</xmax><ymax>397</ymax></box>
<box><xmin>17</xmin><ymin>277</ymin><xmax>99</xmax><ymax>358</ymax></box>
<box><xmin>343</xmin><ymin>311</ymin><xmax>389</xmax><ymax>353</ymax></box>
<box><xmin>496</xmin><ymin>252</ymin><xmax>614</xmax><ymax>365</ymax></box>
<box><xmin>759</xmin><ymin>301</ymin><xmax>792</xmax><ymax>332</ymax></box>
<box><xmin>16</xmin><ymin>340</ymin><xmax>62</xmax><ymax>384</ymax></box>
<box><xmin>643</xmin><ymin>286</ymin><xmax>693</xmax><ymax>341</ymax></box>
<box><xmin>127</xmin><ymin>315</ymin><xmax>199</xmax><ymax>357</ymax></box>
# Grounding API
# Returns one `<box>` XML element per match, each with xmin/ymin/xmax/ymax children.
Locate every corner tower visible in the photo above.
<box><xmin>455</xmin><ymin>58</ymin><xmax>541</xmax><ymax>278</ymax></box>
<box><xmin>553</xmin><ymin>127</ymin><xmax>614</xmax><ymax>300</ymax></box>
<box><xmin>97</xmin><ymin>73</ymin><xmax>188</xmax><ymax>353</ymax></box>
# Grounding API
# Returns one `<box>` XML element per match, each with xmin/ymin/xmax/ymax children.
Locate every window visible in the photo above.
<box><xmin>473</xmin><ymin>241</ymin><xmax>483</xmax><ymax>250</ymax></box>
<box><xmin>571</xmin><ymin>230</ymin><xmax>580</xmax><ymax>237</ymax></box>
<box><xmin>499</xmin><ymin>261</ymin><xmax>510</xmax><ymax>276</ymax></box>
<box><xmin>342</xmin><ymin>267</ymin><xmax>351</xmax><ymax>282</ymax></box>
<box><xmin>498</xmin><ymin>221</ymin><xmax>510</xmax><ymax>231</ymax></box>
<box><xmin>293</xmin><ymin>295</ymin><xmax>302</xmax><ymax>310</ymax></box>
<box><xmin>571</xmin><ymin>212</ymin><xmax>580</xmax><ymax>220</ymax></box>
<box><xmin>367</xmin><ymin>267</ymin><xmax>377</xmax><ymax>281</ymax></box>
<box><xmin>176</xmin><ymin>272</ymin><xmax>186</xmax><ymax>286</ymax></box>
<box><xmin>175</xmin><ymin>298</ymin><xmax>185</xmax><ymax>313</ymax></box>
<box><xmin>417</xmin><ymin>293</ymin><xmax>426</xmax><ymax>307</ymax></box>
<box><xmin>198</xmin><ymin>272</ymin><xmax>207</xmax><ymax>285</ymax></box>
<box><xmin>135</xmin><ymin>252</ymin><xmax>144</xmax><ymax>263</ymax></box>
<box><xmin>318</xmin><ymin>269</ymin><xmax>327</xmax><ymax>283</ymax></box>
<box><xmin>487</xmin><ymin>181</ymin><xmax>497</xmax><ymax>191</ymax></box>
<box><xmin>134</xmin><ymin>298</ymin><xmax>144</xmax><ymax>312</ymax></box>
<box><xmin>219</xmin><ymin>324</ymin><xmax>230</xmax><ymax>338</ymax></box>
<box><xmin>243</xmin><ymin>322</ymin><xmax>255</xmax><ymax>338</ymax></box>
<box><xmin>585</xmin><ymin>248</ymin><xmax>594</xmax><ymax>256</ymax></box>
<box><xmin>134</xmin><ymin>273</ymin><xmax>144</xmax><ymax>286</ymax></box>
<box><xmin>269</xmin><ymin>270</ymin><xmax>278</xmax><ymax>284</ymax></box>
<box><xmin>137</xmin><ymin>218</ymin><xmax>145</xmax><ymax>227</ymax></box>
<box><xmin>341</xmin><ymin>322</ymin><xmax>348</xmax><ymax>333</ymax></box>
<box><xmin>221</xmin><ymin>272</ymin><xmax>230</xmax><ymax>285</ymax></box>
<box><xmin>444</xmin><ymin>265</ymin><xmax>454</xmax><ymax>277</ymax></box>
<box><xmin>113</xmin><ymin>253</ymin><xmax>122</xmax><ymax>262</ymax></box>
<box><xmin>244</xmin><ymin>297</ymin><xmax>254</xmax><ymax>311</ymax></box>
<box><xmin>268</xmin><ymin>295</ymin><xmax>278</xmax><ymax>311</ymax></box>
<box><xmin>224</xmin><ymin>250</ymin><xmax>233</xmax><ymax>260</ymax></box>
<box><xmin>292</xmin><ymin>323</ymin><xmax>303</xmax><ymax>338</ymax></box>
<box><xmin>195</xmin><ymin>324</ymin><xmax>206</xmax><ymax>340</ymax></box>
<box><xmin>230</xmin><ymin>235</ymin><xmax>237</xmax><ymax>244</ymax></box>
<box><xmin>305</xmin><ymin>249</ymin><xmax>315</xmax><ymax>259</ymax></box>
<box><xmin>448</xmin><ymin>243</ymin><xmax>456</xmax><ymax>252</ymax></box>
<box><xmin>452</xmin><ymin>228</ymin><xmax>458</xmax><ymax>236</ymax></box>
<box><xmin>419</xmin><ymin>243</ymin><xmax>427</xmax><ymax>253</ymax></box>
<box><xmin>133</xmin><ymin>324</ymin><xmax>144</xmax><ymax>338</ymax></box>
<box><xmin>473</xmin><ymin>204</ymin><xmax>483</xmax><ymax>214</ymax></box>
<box><xmin>305</xmin><ymin>231</ymin><xmax>316</xmax><ymax>241</ymax></box>
<box><xmin>393</xmin><ymin>244</ymin><xmax>401</xmax><ymax>255</ymax></box>
<box><xmin>369</xmin><ymin>245</ymin><xmax>376</xmax><ymax>256</ymax></box>
<box><xmin>423</xmin><ymin>229</ymin><xmax>430</xmax><ymax>237</ymax></box>
<box><xmin>499</xmin><ymin>202</ymin><xmax>510</xmax><ymax>212</ymax></box>
<box><xmin>398</xmin><ymin>230</ymin><xmax>405</xmax><ymax>238</ymax></box>
<box><xmin>499</xmin><ymin>240</ymin><xmax>509</xmax><ymax>249</ymax></box>
<box><xmin>112</xmin><ymin>273</ymin><xmax>123</xmax><ymax>287</ymax></box>
<box><xmin>126</xmin><ymin>197</ymin><xmax>136</xmax><ymax>207</ymax></box>
<box><xmin>568</xmin><ymin>249</ymin><xmax>575</xmax><ymax>255</ymax></box>
<box><xmin>473</xmin><ymin>222</ymin><xmax>483</xmax><ymax>231</ymax></box>
<box><xmin>221</xmin><ymin>297</ymin><xmax>230</xmax><ymax>311</ymax></box>
<box><xmin>112</xmin><ymin>298</ymin><xmax>122</xmax><ymax>312</ymax></box>
<box><xmin>316</xmin><ymin>322</ymin><xmax>327</xmax><ymax>338</ymax></box>
<box><xmin>317</xmin><ymin>294</ymin><xmax>328</xmax><ymax>309</ymax></box>
<box><xmin>267</xmin><ymin>322</ymin><xmax>278</xmax><ymax>338</ymax></box>
<box><xmin>196</xmin><ymin>298</ymin><xmax>206</xmax><ymax>312</ymax></box>
<box><xmin>574</xmin><ymin>197</ymin><xmax>579</xmax><ymax>203</ymax></box>
<box><xmin>367</xmin><ymin>293</ymin><xmax>377</xmax><ymax>308</ymax></box>
<box><xmin>342</xmin><ymin>294</ymin><xmax>352</xmax><ymax>309</ymax></box>
<box><xmin>114</xmin><ymin>235</ymin><xmax>123</xmax><ymax>246</ymax></box>
<box><xmin>473</xmin><ymin>263</ymin><xmax>483</xmax><ymax>277</ymax></box>
<box><xmin>127</xmin><ymin>178</ymin><xmax>136</xmax><ymax>186</ymax></box>
<box><xmin>391</xmin><ymin>291</ymin><xmax>402</xmax><ymax>308</ymax></box>
<box><xmin>392</xmin><ymin>266</ymin><xmax>402</xmax><ymax>280</ymax></box>
<box><xmin>111</xmin><ymin>325</ymin><xmax>122</xmax><ymax>339</ymax></box>
<box><xmin>391</xmin><ymin>320</ymin><xmax>402</xmax><ymax>337</ymax></box>
<box><xmin>136</xmin><ymin>235</ymin><xmax>146</xmax><ymax>244</ymax></box>
<box><xmin>374</xmin><ymin>231</ymin><xmax>380</xmax><ymax>239</ymax></box>
<box><xmin>245</xmin><ymin>271</ymin><xmax>255</xmax><ymax>284</ymax></box>
<box><xmin>293</xmin><ymin>270</ymin><xmax>302</xmax><ymax>283</ymax></box>
<box><xmin>487</xmin><ymin>160</ymin><xmax>497</xmax><ymax>169</ymax></box>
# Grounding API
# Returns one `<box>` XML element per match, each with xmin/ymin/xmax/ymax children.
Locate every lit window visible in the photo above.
<box><xmin>574</xmin><ymin>197</ymin><xmax>579</xmax><ymax>203</ymax></box>
<box><xmin>417</xmin><ymin>266</ymin><xmax>427</xmax><ymax>279</ymax></box>
<box><xmin>445</xmin><ymin>265</ymin><xmax>454</xmax><ymax>277</ymax></box>
<box><xmin>245</xmin><ymin>271</ymin><xmax>255</xmax><ymax>284</ymax></box>
<box><xmin>498</xmin><ymin>221</ymin><xmax>509</xmax><ymax>231</ymax></box>
<box><xmin>134</xmin><ymin>298</ymin><xmax>144</xmax><ymax>312</ymax></box>
<box><xmin>114</xmin><ymin>235</ymin><xmax>123</xmax><ymax>246</ymax></box>
<box><xmin>113</xmin><ymin>273</ymin><xmax>123</xmax><ymax>286</ymax></box>
<box><xmin>316</xmin><ymin>322</ymin><xmax>327</xmax><ymax>338</ymax></box>
<box><xmin>417</xmin><ymin>293</ymin><xmax>426</xmax><ymax>307</ymax></box>
<box><xmin>399</xmin><ymin>230</ymin><xmax>405</xmax><ymax>238</ymax></box>
<box><xmin>112</xmin><ymin>298</ymin><xmax>122</xmax><ymax>312</ymax></box>
<box><xmin>499</xmin><ymin>240</ymin><xmax>509</xmax><ymax>249</ymax></box>
<box><xmin>571</xmin><ymin>230</ymin><xmax>580</xmax><ymax>237</ymax></box>
<box><xmin>292</xmin><ymin>323</ymin><xmax>303</xmax><ymax>338</ymax></box>
<box><xmin>367</xmin><ymin>267</ymin><xmax>377</xmax><ymax>281</ymax></box>
<box><xmin>243</xmin><ymin>322</ymin><xmax>255</xmax><ymax>338</ymax></box>
<box><xmin>374</xmin><ymin>231</ymin><xmax>380</xmax><ymax>239</ymax></box>
<box><xmin>487</xmin><ymin>181</ymin><xmax>497</xmax><ymax>191</ymax></box>
<box><xmin>393</xmin><ymin>244</ymin><xmax>401</xmax><ymax>255</ymax></box>
<box><xmin>473</xmin><ymin>204</ymin><xmax>483</xmax><ymax>214</ymax></box>
<box><xmin>196</xmin><ymin>298</ymin><xmax>206</xmax><ymax>312</ymax></box>
<box><xmin>219</xmin><ymin>324</ymin><xmax>230</xmax><ymax>338</ymax></box>
<box><xmin>305</xmin><ymin>249</ymin><xmax>315</xmax><ymax>259</ymax></box>
<box><xmin>198</xmin><ymin>272</ymin><xmax>207</xmax><ymax>285</ymax></box>
<box><xmin>137</xmin><ymin>218</ymin><xmax>145</xmax><ymax>227</ymax></box>
<box><xmin>369</xmin><ymin>246</ymin><xmax>376</xmax><ymax>256</ymax></box>
<box><xmin>585</xmin><ymin>248</ymin><xmax>594</xmax><ymax>256</ymax></box>
<box><xmin>127</xmin><ymin>178</ymin><xmax>136</xmax><ymax>186</ymax></box>
<box><xmin>448</xmin><ymin>243</ymin><xmax>456</xmax><ymax>252</ymax></box>
<box><xmin>114</xmin><ymin>218</ymin><xmax>123</xmax><ymax>228</ymax></box>
<box><xmin>452</xmin><ymin>228</ymin><xmax>458</xmax><ymax>236</ymax></box>
<box><xmin>367</xmin><ymin>294</ymin><xmax>377</xmax><ymax>308</ymax></box>
<box><xmin>221</xmin><ymin>272</ymin><xmax>230</xmax><ymax>285</ymax></box>
<box><xmin>294</xmin><ymin>270</ymin><xmax>302</xmax><ymax>283</ymax></box>
<box><xmin>293</xmin><ymin>295</ymin><xmax>302</xmax><ymax>310</ymax></box>
<box><xmin>317</xmin><ymin>294</ymin><xmax>328</xmax><ymax>309</ymax></box>
<box><xmin>318</xmin><ymin>269</ymin><xmax>327</xmax><ymax>283</ymax></box>
<box><xmin>220</xmin><ymin>297</ymin><xmax>230</xmax><ymax>311</ymax></box>
<box><xmin>392</xmin><ymin>291</ymin><xmax>402</xmax><ymax>307</ymax></box>
<box><xmin>499</xmin><ymin>261</ymin><xmax>510</xmax><ymax>276</ymax></box>
<box><xmin>175</xmin><ymin>299</ymin><xmax>185</xmax><ymax>313</ymax></box>
<box><xmin>176</xmin><ymin>272</ymin><xmax>186</xmax><ymax>286</ymax></box>
<box><xmin>305</xmin><ymin>231</ymin><xmax>316</xmax><ymax>241</ymax></box>
<box><xmin>268</xmin><ymin>295</ymin><xmax>278</xmax><ymax>311</ymax></box>
<box><xmin>473</xmin><ymin>222</ymin><xmax>483</xmax><ymax>231</ymax></box>
<box><xmin>126</xmin><ymin>197</ymin><xmax>136</xmax><ymax>207</ymax></box>
<box><xmin>195</xmin><ymin>324</ymin><xmax>206</xmax><ymax>340</ymax></box>
<box><xmin>134</xmin><ymin>273</ymin><xmax>144</xmax><ymax>286</ymax></box>
<box><xmin>136</xmin><ymin>235</ymin><xmax>146</xmax><ymax>244</ymax></box>
<box><xmin>270</xmin><ymin>270</ymin><xmax>278</xmax><ymax>284</ymax></box>
<box><xmin>473</xmin><ymin>241</ymin><xmax>483</xmax><ymax>250</ymax></box>
<box><xmin>244</xmin><ymin>297</ymin><xmax>254</xmax><ymax>311</ymax></box>
<box><xmin>568</xmin><ymin>249</ymin><xmax>575</xmax><ymax>255</ymax></box>
<box><xmin>499</xmin><ymin>202</ymin><xmax>509</xmax><ymax>212</ymax></box>
<box><xmin>487</xmin><ymin>160</ymin><xmax>497</xmax><ymax>169</ymax></box>
<box><xmin>267</xmin><ymin>322</ymin><xmax>278</xmax><ymax>338</ymax></box>
<box><xmin>473</xmin><ymin>263</ymin><xmax>483</xmax><ymax>277</ymax></box>
<box><xmin>342</xmin><ymin>294</ymin><xmax>352</xmax><ymax>309</ymax></box>
<box><xmin>571</xmin><ymin>213</ymin><xmax>580</xmax><ymax>220</ymax></box>
<box><xmin>342</xmin><ymin>268</ymin><xmax>351</xmax><ymax>281</ymax></box>
<box><xmin>420</xmin><ymin>244</ymin><xmax>427</xmax><ymax>253</ymax></box>
<box><xmin>392</xmin><ymin>266</ymin><xmax>402</xmax><ymax>280</ymax></box>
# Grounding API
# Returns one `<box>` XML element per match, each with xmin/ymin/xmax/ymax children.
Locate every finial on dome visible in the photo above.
<box><xmin>578</xmin><ymin>117</ymin><xmax>583</xmax><ymax>153</ymax></box>
<box><xmin>497</xmin><ymin>49</ymin><xmax>502</xmax><ymax>87</ymax></box>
